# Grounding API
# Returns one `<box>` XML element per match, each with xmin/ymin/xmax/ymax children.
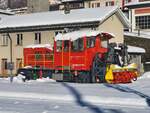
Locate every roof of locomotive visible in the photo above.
<box><xmin>55</xmin><ymin>30</ymin><xmax>115</xmax><ymax>41</ymax></box>
<box><xmin>24</xmin><ymin>44</ymin><xmax>53</xmax><ymax>50</ymax></box>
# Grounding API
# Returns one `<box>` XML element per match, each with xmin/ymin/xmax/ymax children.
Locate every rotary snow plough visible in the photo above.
<box><xmin>104</xmin><ymin>43</ymin><xmax>139</xmax><ymax>83</ymax></box>
<box><xmin>22</xmin><ymin>30</ymin><xmax>139</xmax><ymax>83</ymax></box>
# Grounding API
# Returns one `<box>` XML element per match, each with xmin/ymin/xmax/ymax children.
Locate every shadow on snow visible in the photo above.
<box><xmin>61</xmin><ymin>82</ymin><xmax>123</xmax><ymax>113</ymax></box>
<box><xmin>104</xmin><ymin>84</ymin><xmax>150</xmax><ymax>107</ymax></box>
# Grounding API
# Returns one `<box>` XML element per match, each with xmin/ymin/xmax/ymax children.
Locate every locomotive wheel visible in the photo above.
<box><xmin>75</xmin><ymin>71</ymin><xmax>91</xmax><ymax>83</ymax></box>
<box><xmin>91</xmin><ymin>53</ymin><xmax>106</xmax><ymax>83</ymax></box>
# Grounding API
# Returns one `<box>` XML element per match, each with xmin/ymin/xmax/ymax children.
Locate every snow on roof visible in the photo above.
<box><xmin>24</xmin><ymin>44</ymin><xmax>53</xmax><ymax>50</ymax></box>
<box><xmin>115</xmin><ymin>45</ymin><xmax>145</xmax><ymax>53</ymax></box>
<box><xmin>0</xmin><ymin>6</ymin><xmax>129</xmax><ymax>29</ymax></box>
<box><xmin>0</xmin><ymin>9</ymin><xmax>14</xmax><ymax>15</ymax></box>
<box><xmin>127</xmin><ymin>45</ymin><xmax>145</xmax><ymax>53</ymax></box>
<box><xmin>55</xmin><ymin>30</ymin><xmax>115</xmax><ymax>41</ymax></box>
<box><xmin>125</xmin><ymin>1</ymin><xmax>150</xmax><ymax>7</ymax></box>
<box><xmin>124</xmin><ymin>31</ymin><xmax>150</xmax><ymax>40</ymax></box>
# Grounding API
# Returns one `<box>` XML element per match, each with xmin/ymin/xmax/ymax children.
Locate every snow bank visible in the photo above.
<box><xmin>33</xmin><ymin>77</ymin><xmax>56</xmax><ymax>83</ymax></box>
<box><xmin>0</xmin><ymin>76</ymin><xmax>56</xmax><ymax>83</ymax></box>
<box><xmin>24</xmin><ymin>44</ymin><xmax>53</xmax><ymax>50</ymax></box>
<box><xmin>139</xmin><ymin>72</ymin><xmax>150</xmax><ymax>79</ymax></box>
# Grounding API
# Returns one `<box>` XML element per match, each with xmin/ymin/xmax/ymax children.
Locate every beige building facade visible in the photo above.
<box><xmin>0</xmin><ymin>7</ymin><xmax>129</xmax><ymax>76</ymax></box>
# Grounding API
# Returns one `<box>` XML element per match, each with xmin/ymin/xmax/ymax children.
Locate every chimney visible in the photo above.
<box><xmin>64</xmin><ymin>2</ymin><xmax>70</xmax><ymax>14</ymax></box>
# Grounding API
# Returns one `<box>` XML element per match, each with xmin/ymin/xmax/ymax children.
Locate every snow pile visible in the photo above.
<box><xmin>0</xmin><ymin>76</ymin><xmax>56</xmax><ymax>83</ymax></box>
<box><xmin>12</xmin><ymin>74</ymin><xmax>25</xmax><ymax>83</ymax></box>
<box><xmin>34</xmin><ymin>77</ymin><xmax>56</xmax><ymax>83</ymax></box>
<box><xmin>24</xmin><ymin>44</ymin><xmax>53</xmax><ymax>50</ymax></box>
<box><xmin>139</xmin><ymin>71</ymin><xmax>150</xmax><ymax>79</ymax></box>
<box><xmin>55</xmin><ymin>30</ymin><xmax>114</xmax><ymax>41</ymax></box>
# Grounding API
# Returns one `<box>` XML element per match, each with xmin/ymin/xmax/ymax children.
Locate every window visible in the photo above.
<box><xmin>16</xmin><ymin>58</ymin><xmax>22</xmax><ymax>69</ymax></box>
<box><xmin>71</xmin><ymin>38</ymin><xmax>84</xmax><ymax>51</ymax></box>
<box><xmin>136</xmin><ymin>15</ymin><xmax>150</xmax><ymax>29</ymax></box>
<box><xmin>35</xmin><ymin>33</ymin><xmax>41</xmax><ymax>44</ymax></box>
<box><xmin>92</xmin><ymin>3</ymin><xmax>94</xmax><ymax>8</ymax></box>
<box><xmin>97</xmin><ymin>3</ymin><xmax>100</xmax><ymax>7</ymax></box>
<box><xmin>106</xmin><ymin>1</ymin><xmax>114</xmax><ymax>6</ymax></box>
<box><xmin>35</xmin><ymin>52</ymin><xmax>41</xmax><ymax>60</ymax></box>
<box><xmin>56</xmin><ymin>40</ymin><xmax>62</xmax><ymax>52</ymax></box>
<box><xmin>1</xmin><ymin>34</ymin><xmax>8</xmax><ymax>46</ymax></box>
<box><xmin>101</xmin><ymin>37</ymin><xmax>108</xmax><ymax>48</ymax></box>
<box><xmin>87</xmin><ymin>37</ymin><xmax>95</xmax><ymax>48</ymax></box>
<box><xmin>1</xmin><ymin>59</ymin><xmax>8</xmax><ymax>75</ymax></box>
<box><xmin>64</xmin><ymin>40</ymin><xmax>69</xmax><ymax>52</ymax></box>
<box><xmin>45</xmin><ymin>52</ymin><xmax>53</xmax><ymax>60</ymax></box>
<box><xmin>124</xmin><ymin>0</ymin><xmax>131</xmax><ymax>4</ymax></box>
<box><xmin>16</xmin><ymin>34</ymin><xmax>23</xmax><ymax>45</ymax></box>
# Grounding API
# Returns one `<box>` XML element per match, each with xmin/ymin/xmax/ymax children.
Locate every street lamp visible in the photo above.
<box><xmin>7</xmin><ymin>33</ymin><xmax>14</xmax><ymax>82</ymax></box>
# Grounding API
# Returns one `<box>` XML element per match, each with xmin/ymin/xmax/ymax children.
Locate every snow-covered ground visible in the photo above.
<box><xmin>0</xmin><ymin>72</ymin><xmax>150</xmax><ymax>113</ymax></box>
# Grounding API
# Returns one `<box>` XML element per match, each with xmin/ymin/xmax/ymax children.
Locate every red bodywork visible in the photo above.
<box><xmin>53</xmin><ymin>36</ymin><xmax>107</xmax><ymax>71</ymax></box>
<box><xmin>112</xmin><ymin>71</ymin><xmax>137</xmax><ymax>83</ymax></box>
<box><xmin>24</xmin><ymin>33</ymin><xmax>111</xmax><ymax>72</ymax></box>
<box><xmin>24</xmin><ymin>47</ymin><xmax>54</xmax><ymax>69</ymax></box>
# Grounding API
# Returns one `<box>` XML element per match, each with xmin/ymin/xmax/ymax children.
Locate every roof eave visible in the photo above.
<box><xmin>0</xmin><ymin>21</ymin><xmax>99</xmax><ymax>33</ymax></box>
<box><xmin>125</xmin><ymin>3</ymin><xmax>150</xmax><ymax>9</ymax></box>
<box><xmin>116</xmin><ymin>8</ymin><xmax>131</xmax><ymax>28</ymax></box>
<box><xmin>100</xmin><ymin>7</ymin><xmax>130</xmax><ymax>28</ymax></box>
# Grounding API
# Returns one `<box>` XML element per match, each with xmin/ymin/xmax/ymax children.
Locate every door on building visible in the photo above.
<box><xmin>16</xmin><ymin>58</ymin><xmax>23</xmax><ymax>72</ymax></box>
<box><xmin>1</xmin><ymin>59</ymin><xmax>8</xmax><ymax>76</ymax></box>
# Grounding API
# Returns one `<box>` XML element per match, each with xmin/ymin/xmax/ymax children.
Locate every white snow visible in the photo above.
<box><xmin>139</xmin><ymin>71</ymin><xmax>150</xmax><ymax>79</ymax></box>
<box><xmin>0</xmin><ymin>76</ymin><xmax>56</xmax><ymax>83</ymax></box>
<box><xmin>55</xmin><ymin>30</ymin><xmax>115</xmax><ymax>41</ymax></box>
<box><xmin>127</xmin><ymin>45</ymin><xmax>145</xmax><ymax>53</ymax></box>
<box><xmin>124</xmin><ymin>31</ymin><xmax>150</xmax><ymax>40</ymax></box>
<box><xmin>0</xmin><ymin>71</ymin><xmax>150</xmax><ymax>111</ymax></box>
<box><xmin>34</xmin><ymin>77</ymin><xmax>56</xmax><ymax>83</ymax></box>
<box><xmin>24</xmin><ymin>44</ymin><xmax>53</xmax><ymax>50</ymax></box>
<box><xmin>115</xmin><ymin>45</ymin><xmax>145</xmax><ymax>53</ymax></box>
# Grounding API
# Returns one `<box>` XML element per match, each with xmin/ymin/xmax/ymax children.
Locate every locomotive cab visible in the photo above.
<box><xmin>53</xmin><ymin>30</ymin><xmax>114</xmax><ymax>82</ymax></box>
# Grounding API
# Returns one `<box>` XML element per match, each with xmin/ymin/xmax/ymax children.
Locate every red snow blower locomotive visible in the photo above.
<box><xmin>21</xmin><ymin>30</ymin><xmax>139</xmax><ymax>83</ymax></box>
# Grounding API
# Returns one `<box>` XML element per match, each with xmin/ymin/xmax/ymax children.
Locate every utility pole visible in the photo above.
<box><xmin>7</xmin><ymin>33</ymin><xmax>14</xmax><ymax>83</ymax></box>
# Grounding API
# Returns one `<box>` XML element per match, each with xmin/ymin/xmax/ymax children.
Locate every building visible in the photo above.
<box><xmin>0</xmin><ymin>0</ymin><xmax>27</xmax><ymax>9</ymax></box>
<box><xmin>0</xmin><ymin>0</ymin><xmax>8</xmax><ymax>9</ymax></box>
<box><xmin>27</xmin><ymin>0</ymin><xmax>49</xmax><ymax>13</ymax></box>
<box><xmin>49</xmin><ymin>0</ymin><xmax>133</xmax><ymax>11</ymax></box>
<box><xmin>0</xmin><ymin>6</ymin><xmax>129</xmax><ymax>76</ymax></box>
<box><xmin>124</xmin><ymin>1</ymin><xmax>150</xmax><ymax>71</ymax></box>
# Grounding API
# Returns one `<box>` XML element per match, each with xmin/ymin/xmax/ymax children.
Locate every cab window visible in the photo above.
<box><xmin>56</xmin><ymin>40</ymin><xmax>62</xmax><ymax>52</ymax></box>
<box><xmin>71</xmin><ymin>38</ymin><xmax>84</xmax><ymax>52</ymax></box>
<box><xmin>64</xmin><ymin>40</ymin><xmax>69</xmax><ymax>52</ymax></box>
<box><xmin>101</xmin><ymin>37</ymin><xmax>108</xmax><ymax>48</ymax></box>
<box><xmin>87</xmin><ymin>37</ymin><xmax>95</xmax><ymax>48</ymax></box>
